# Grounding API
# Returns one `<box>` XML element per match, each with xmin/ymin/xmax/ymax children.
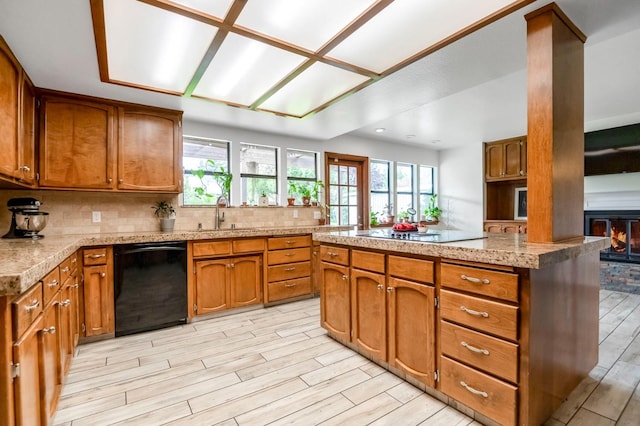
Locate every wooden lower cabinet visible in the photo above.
<box><xmin>12</xmin><ymin>315</ymin><xmax>43</xmax><ymax>426</ymax></box>
<box><xmin>82</xmin><ymin>247</ymin><xmax>114</xmax><ymax>338</ymax></box>
<box><xmin>350</xmin><ymin>268</ymin><xmax>386</xmax><ymax>361</ymax></box>
<box><xmin>387</xmin><ymin>277</ymin><xmax>436</xmax><ymax>387</ymax></box>
<box><xmin>320</xmin><ymin>261</ymin><xmax>350</xmax><ymax>341</ymax></box>
<box><xmin>194</xmin><ymin>255</ymin><xmax>262</xmax><ymax>315</ymax></box>
<box><xmin>40</xmin><ymin>295</ymin><xmax>61</xmax><ymax>421</ymax></box>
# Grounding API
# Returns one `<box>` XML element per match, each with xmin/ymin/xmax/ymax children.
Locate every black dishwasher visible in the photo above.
<box><xmin>114</xmin><ymin>241</ymin><xmax>187</xmax><ymax>337</ymax></box>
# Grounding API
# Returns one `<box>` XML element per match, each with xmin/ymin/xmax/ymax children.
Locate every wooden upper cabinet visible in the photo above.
<box><xmin>39</xmin><ymin>95</ymin><xmax>116</xmax><ymax>189</ymax></box>
<box><xmin>485</xmin><ymin>137</ymin><xmax>527</xmax><ymax>181</ymax></box>
<box><xmin>0</xmin><ymin>36</ymin><xmax>36</xmax><ymax>185</ymax></box>
<box><xmin>118</xmin><ymin>107</ymin><xmax>182</xmax><ymax>192</ymax></box>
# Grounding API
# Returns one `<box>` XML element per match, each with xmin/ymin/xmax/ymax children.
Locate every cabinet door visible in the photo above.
<box><xmin>59</xmin><ymin>284</ymin><xmax>73</xmax><ymax>376</ymax></box>
<box><xmin>12</xmin><ymin>315</ymin><xmax>43</xmax><ymax>426</ymax></box>
<box><xmin>18</xmin><ymin>74</ymin><xmax>36</xmax><ymax>184</ymax></box>
<box><xmin>39</xmin><ymin>96</ymin><xmax>116</xmax><ymax>189</ymax></box>
<box><xmin>351</xmin><ymin>268</ymin><xmax>386</xmax><ymax>361</ymax></box>
<box><xmin>195</xmin><ymin>259</ymin><xmax>229</xmax><ymax>314</ymax></box>
<box><xmin>485</xmin><ymin>143</ymin><xmax>504</xmax><ymax>180</ymax></box>
<box><xmin>320</xmin><ymin>262</ymin><xmax>351</xmax><ymax>341</ymax></box>
<box><xmin>40</xmin><ymin>296</ymin><xmax>61</xmax><ymax>421</ymax></box>
<box><xmin>230</xmin><ymin>255</ymin><xmax>262</xmax><ymax>308</ymax></box>
<box><xmin>484</xmin><ymin>223</ymin><xmax>504</xmax><ymax>233</ymax></box>
<box><xmin>503</xmin><ymin>139</ymin><xmax>525</xmax><ymax>178</ymax></box>
<box><xmin>83</xmin><ymin>264</ymin><xmax>114</xmax><ymax>336</ymax></box>
<box><xmin>118</xmin><ymin>107</ymin><xmax>182</xmax><ymax>191</ymax></box>
<box><xmin>0</xmin><ymin>38</ymin><xmax>20</xmax><ymax>180</ymax></box>
<box><xmin>502</xmin><ymin>223</ymin><xmax>520</xmax><ymax>234</ymax></box>
<box><xmin>387</xmin><ymin>277</ymin><xmax>435</xmax><ymax>387</ymax></box>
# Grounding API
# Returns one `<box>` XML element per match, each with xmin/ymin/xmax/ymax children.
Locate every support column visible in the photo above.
<box><xmin>526</xmin><ymin>3</ymin><xmax>586</xmax><ymax>243</ymax></box>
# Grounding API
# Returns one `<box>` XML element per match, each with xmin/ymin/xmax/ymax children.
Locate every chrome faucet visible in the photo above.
<box><xmin>214</xmin><ymin>196</ymin><xmax>227</xmax><ymax>230</ymax></box>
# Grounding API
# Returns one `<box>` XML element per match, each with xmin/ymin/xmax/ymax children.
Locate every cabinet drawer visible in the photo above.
<box><xmin>268</xmin><ymin>261</ymin><xmax>311</xmax><ymax>282</ymax></box>
<box><xmin>232</xmin><ymin>238</ymin><xmax>265</xmax><ymax>254</ymax></box>
<box><xmin>268</xmin><ymin>277</ymin><xmax>312</xmax><ymax>302</ymax></box>
<box><xmin>41</xmin><ymin>267</ymin><xmax>61</xmax><ymax>306</ymax></box>
<box><xmin>268</xmin><ymin>247</ymin><xmax>310</xmax><ymax>265</ymax></box>
<box><xmin>442</xmin><ymin>263</ymin><xmax>518</xmax><ymax>303</ymax></box>
<box><xmin>268</xmin><ymin>235</ymin><xmax>311</xmax><ymax>250</ymax></box>
<box><xmin>388</xmin><ymin>255</ymin><xmax>434</xmax><ymax>284</ymax></box>
<box><xmin>83</xmin><ymin>247</ymin><xmax>108</xmax><ymax>265</ymax></box>
<box><xmin>441</xmin><ymin>321</ymin><xmax>518</xmax><ymax>383</ymax></box>
<box><xmin>440</xmin><ymin>290</ymin><xmax>518</xmax><ymax>341</ymax></box>
<box><xmin>319</xmin><ymin>245</ymin><xmax>349</xmax><ymax>265</ymax></box>
<box><xmin>12</xmin><ymin>281</ymin><xmax>43</xmax><ymax>339</ymax></box>
<box><xmin>193</xmin><ymin>240</ymin><xmax>232</xmax><ymax>257</ymax></box>
<box><xmin>440</xmin><ymin>356</ymin><xmax>517</xmax><ymax>426</ymax></box>
<box><xmin>352</xmin><ymin>250</ymin><xmax>385</xmax><ymax>274</ymax></box>
<box><xmin>59</xmin><ymin>252</ymin><xmax>78</xmax><ymax>284</ymax></box>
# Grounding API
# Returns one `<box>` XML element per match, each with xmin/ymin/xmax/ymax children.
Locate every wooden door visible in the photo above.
<box><xmin>351</xmin><ymin>268</ymin><xmax>386</xmax><ymax>361</ymax></box>
<box><xmin>40</xmin><ymin>295</ymin><xmax>60</xmax><ymax>421</ymax></box>
<box><xmin>58</xmin><ymin>284</ymin><xmax>72</xmax><ymax>376</ymax></box>
<box><xmin>325</xmin><ymin>153</ymin><xmax>368</xmax><ymax>230</ymax></box>
<box><xmin>320</xmin><ymin>262</ymin><xmax>351</xmax><ymax>341</ymax></box>
<box><xmin>18</xmin><ymin>74</ymin><xmax>36</xmax><ymax>185</ymax></box>
<box><xmin>0</xmin><ymin>38</ymin><xmax>21</xmax><ymax>180</ymax></box>
<box><xmin>118</xmin><ymin>107</ymin><xmax>182</xmax><ymax>191</ymax></box>
<box><xmin>12</xmin><ymin>315</ymin><xmax>43</xmax><ymax>426</ymax></box>
<box><xmin>83</xmin><ymin>264</ymin><xmax>114</xmax><ymax>336</ymax></box>
<box><xmin>485</xmin><ymin>143</ymin><xmax>504</xmax><ymax>180</ymax></box>
<box><xmin>387</xmin><ymin>277</ymin><xmax>435</xmax><ymax>387</ymax></box>
<box><xmin>70</xmin><ymin>270</ymin><xmax>80</xmax><ymax>348</ymax></box>
<box><xmin>39</xmin><ymin>96</ymin><xmax>116</xmax><ymax>189</ymax></box>
<box><xmin>230</xmin><ymin>255</ymin><xmax>262</xmax><ymax>308</ymax></box>
<box><xmin>195</xmin><ymin>259</ymin><xmax>229</xmax><ymax>314</ymax></box>
<box><xmin>504</xmin><ymin>139</ymin><xmax>525</xmax><ymax>178</ymax></box>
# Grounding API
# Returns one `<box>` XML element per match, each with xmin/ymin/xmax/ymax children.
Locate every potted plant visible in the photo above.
<box><xmin>370</xmin><ymin>210</ymin><xmax>380</xmax><ymax>226</ymax></box>
<box><xmin>384</xmin><ymin>204</ymin><xmax>394</xmax><ymax>224</ymax></box>
<box><xmin>192</xmin><ymin>160</ymin><xmax>232</xmax><ymax>206</ymax></box>
<box><xmin>298</xmin><ymin>184</ymin><xmax>312</xmax><ymax>206</ymax></box>
<box><xmin>152</xmin><ymin>201</ymin><xmax>176</xmax><ymax>232</ymax></box>
<box><xmin>213</xmin><ymin>166</ymin><xmax>232</xmax><ymax>206</ymax></box>
<box><xmin>310</xmin><ymin>180</ymin><xmax>325</xmax><ymax>206</ymax></box>
<box><xmin>258</xmin><ymin>191</ymin><xmax>269</xmax><ymax>207</ymax></box>
<box><xmin>398</xmin><ymin>210</ymin><xmax>410</xmax><ymax>223</ymax></box>
<box><xmin>424</xmin><ymin>194</ymin><xmax>443</xmax><ymax>223</ymax></box>
<box><xmin>287</xmin><ymin>181</ymin><xmax>297</xmax><ymax>206</ymax></box>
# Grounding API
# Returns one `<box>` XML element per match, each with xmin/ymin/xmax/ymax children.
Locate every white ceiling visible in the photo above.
<box><xmin>1</xmin><ymin>0</ymin><xmax>639</xmax><ymax>151</ymax></box>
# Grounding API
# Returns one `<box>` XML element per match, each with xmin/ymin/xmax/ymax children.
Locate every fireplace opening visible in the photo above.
<box><xmin>585</xmin><ymin>210</ymin><xmax>640</xmax><ymax>263</ymax></box>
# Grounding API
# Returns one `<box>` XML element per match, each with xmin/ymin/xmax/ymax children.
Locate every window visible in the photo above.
<box><xmin>287</xmin><ymin>149</ymin><xmax>318</xmax><ymax>203</ymax></box>
<box><xmin>240</xmin><ymin>143</ymin><xmax>277</xmax><ymax>205</ymax></box>
<box><xmin>396</xmin><ymin>162</ymin><xmax>414</xmax><ymax>216</ymax></box>
<box><xmin>419</xmin><ymin>165</ymin><xmax>435</xmax><ymax>216</ymax></box>
<box><xmin>183</xmin><ymin>137</ymin><xmax>230</xmax><ymax>205</ymax></box>
<box><xmin>370</xmin><ymin>160</ymin><xmax>390</xmax><ymax>219</ymax></box>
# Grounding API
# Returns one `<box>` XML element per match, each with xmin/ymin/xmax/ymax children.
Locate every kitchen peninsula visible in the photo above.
<box><xmin>315</xmin><ymin>230</ymin><xmax>606</xmax><ymax>425</ymax></box>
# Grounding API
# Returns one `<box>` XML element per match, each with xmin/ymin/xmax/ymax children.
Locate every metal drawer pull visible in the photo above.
<box><xmin>327</xmin><ymin>252</ymin><xmax>338</xmax><ymax>257</ymax></box>
<box><xmin>100</xmin><ymin>272</ymin><xmax>106</xmax><ymax>278</ymax></box>
<box><xmin>460</xmin><ymin>381</ymin><xmax>488</xmax><ymax>398</ymax></box>
<box><xmin>284</xmin><ymin>267</ymin><xmax>296</xmax><ymax>271</ymax></box>
<box><xmin>285</xmin><ymin>253</ymin><xmax>294</xmax><ymax>256</ymax></box>
<box><xmin>460</xmin><ymin>306</ymin><xmax>489</xmax><ymax>318</ymax></box>
<box><xmin>461</xmin><ymin>341</ymin><xmax>490</xmax><ymax>355</ymax></box>
<box><xmin>61</xmin><ymin>267</ymin><xmax>70</xmax><ymax>273</ymax></box>
<box><xmin>461</xmin><ymin>274</ymin><xmax>490</xmax><ymax>285</ymax></box>
<box><xmin>42</xmin><ymin>326</ymin><xmax>56</xmax><ymax>335</ymax></box>
<box><xmin>48</xmin><ymin>280</ymin><xmax>59</xmax><ymax>288</ymax></box>
<box><xmin>25</xmin><ymin>300</ymin><xmax>40</xmax><ymax>312</ymax></box>
<box><xmin>285</xmin><ymin>240</ymin><xmax>294</xmax><ymax>244</ymax></box>
<box><xmin>87</xmin><ymin>254</ymin><xmax>106</xmax><ymax>259</ymax></box>
<box><xmin>61</xmin><ymin>299</ymin><xmax>71</xmax><ymax>307</ymax></box>
<box><xmin>377</xmin><ymin>284</ymin><xmax>384</xmax><ymax>290</ymax></box>
<box><xmin>342</xmin><ymin>274</ymin><xmax>348</xmax><ymax>281</ymax></box>
<box><xmin>284</xmin><ymin>283</ymin><xmax>297</xmax><ymax>288</ymax></box>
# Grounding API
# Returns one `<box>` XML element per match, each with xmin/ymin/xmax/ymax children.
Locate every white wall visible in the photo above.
<box><xmin>584</xmin><ymin>172</ymin><xmax>640</xmax><ymax>210</ymax></box>
<box><xmin>437</xmin><ymin>144</ymin><xmax>484</xmax><ymax>232</ymax></box>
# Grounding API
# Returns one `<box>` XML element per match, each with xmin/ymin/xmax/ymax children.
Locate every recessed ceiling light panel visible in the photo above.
<box><xmin>104</xmin><ymin>0</ymin><xmax>217</xmax><ymax>93</ymax></box>
<box><xmin>171</xmin><ymin>0</ymin><xmax>234</xmax><ymax>18</ymax></box>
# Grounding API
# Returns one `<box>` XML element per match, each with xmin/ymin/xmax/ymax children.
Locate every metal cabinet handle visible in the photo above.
<box><xmin>47</xmin><ymin>280</ymin><xmax>59</xmax><ymax>288</ymax></box>
<box><xmin>71</xmin><ymin>258</ymin><xmax>77</xmax><ymax>263</ymax></box>
<box><xmin>386</xmin><ymin>287</ymin><xmax>393</xmax><ymax>293</ymax></box>
<box><xmin>61</xmin><ymin>299</ymin><xmax>71</xmax><ymax>308</ymax></box>
<box><xmin>284</xmin><ymin>283</ymin><xmax>297</xmax><ymax>288</ymax></box>
<box><xmin>327</xmin><ymin>252</ymin><xmax>338</xmax><ymax>257</ymax></box>
<box><xmin>285</xmin><ymin>240</ymin><xmax>295</xmax><ymax>244</ymax></box>
<box><xmin>87</xmin><ymin>254</ymin><xmax>106</xmax><ymax>259</ymax></box>
<box><xmin>107</xmin><ymin>178</ymin><xmax>113</xmax><ymax>183</ymax></box>
<box><xmin>341</xmin><ymin>274</ymin><xmax>348</xmax><ymax>281</ymax></box>
<box><xmin>377</xmin><ymin>284</ymin><xmax>384</xmax><ymax>290</ymax></box>
<box><xmin>460</xmin><ymin>381</ymin><xmax>488</xmax><ymax>398</ymax></box>
<box><xmin>284</xmin><ymin>267</ymin><xmax>296</xmax><ymax>271</ymax></box>
<box><xmin>118</xmin><ymin>178</ymin><xmax>124</xmax><ymax>183</ymax></box>
<box><xmin>285</xmin><ymin>253</ymin><xmax>294</xmax><ymax>257</ymax></box>
<box><xmin>61</xmin><ymin>267</ymin><xmax>70</xmax><ymax>273</ymax></box>
<box><xmin>461</xmin><ymin>274</ymin><xmax>490</xmax><ymax>285</ymax></box>
<box><xmin>461</xmin><ymin>341</ymin><xmax>490</xmax><ymax>355</ymax></box>
<box><xmin>25</xmin><ymin>299</ymin><xmax>40</xmax><ymax>312</ymax></box>
<box><xmin>460</xmin><ymin>306</ymin><xmax>489</xmax><ymax>318</ymax></box>
<box><xmin>100</xmin><ymin>272</ymin><xmax>106</xmax><ymax>278</ymax></box>
<box><xmin>42</xmin><ymin>326</ymin><xmax>56</xmax><ymax>335</ymax></box>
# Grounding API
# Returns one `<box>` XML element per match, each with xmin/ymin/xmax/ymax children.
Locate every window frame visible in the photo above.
<box><xmin>240</xmin><ymin>142</ymin><xmax>279</xmax><ymax>205</ymax></box>
<box><xmin>182</xmin><ymin>136</ymin><xmax>231</xmax><ymax>206</ymax></box>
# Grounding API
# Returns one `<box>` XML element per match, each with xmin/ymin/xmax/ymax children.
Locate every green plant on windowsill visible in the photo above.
<box><xmin>424</xmin><ymin>194</ymin><xmax>443</xmax><ymax>222</ymax></box>
<box><xmin>310</xmin><ymin>180</ymin><xmax>325</xmax><ymax>204</ymax></box>
<box><xmin>370</xmin><ymin>211</ymin><xmax>380</xmax><ymax>226</ymax></box>
<box><xmin>192</xmin><ymin>160</ymin><xmax>232</xmax><ymax>205</ymax></box>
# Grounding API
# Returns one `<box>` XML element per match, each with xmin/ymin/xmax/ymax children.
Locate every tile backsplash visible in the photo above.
<box><xmin>0</xmin><ymin>190</ymin><xmax>322</xmax><ymax>236</ymax></box>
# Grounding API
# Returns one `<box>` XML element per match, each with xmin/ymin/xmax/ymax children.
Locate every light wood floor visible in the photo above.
<box><xmin>54</xmin><ymin>290</ymin><xmax>640</xmax><ymax>425</ymax></box>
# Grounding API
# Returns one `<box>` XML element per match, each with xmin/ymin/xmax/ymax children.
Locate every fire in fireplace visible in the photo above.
<box><xmin>585</xmin><ymin>210</ymin><xmax>640</xmax><ymax>263</ymax></box>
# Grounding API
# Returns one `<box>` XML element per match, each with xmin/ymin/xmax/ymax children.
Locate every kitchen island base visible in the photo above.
<box><xmin>318</xmin><ymin>236</ymin><xmax>602</xmax><ymax>426</ymax></box>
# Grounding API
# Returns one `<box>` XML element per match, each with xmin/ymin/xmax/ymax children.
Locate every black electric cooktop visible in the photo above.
<box><xmin>358</xmin><ymin>228</ymin><xmax>486</xmax><ymax>243</ymax></box>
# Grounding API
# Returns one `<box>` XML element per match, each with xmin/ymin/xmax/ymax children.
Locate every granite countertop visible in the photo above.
<box><xmin>313</xmin><ymin>229</ymin><xmax>607</xmax><ymax>269</ymax></box>
<box><xmin>0</xmin><ymin>225</ymin><xmax>351</xmax><ymax>297</ymax></box>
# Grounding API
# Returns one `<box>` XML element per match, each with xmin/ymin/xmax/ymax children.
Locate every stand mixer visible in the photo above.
<box><xmin>2</xmin><ymin>197</ymin><xmax>49</xmax><ymax>239</ymax></box>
